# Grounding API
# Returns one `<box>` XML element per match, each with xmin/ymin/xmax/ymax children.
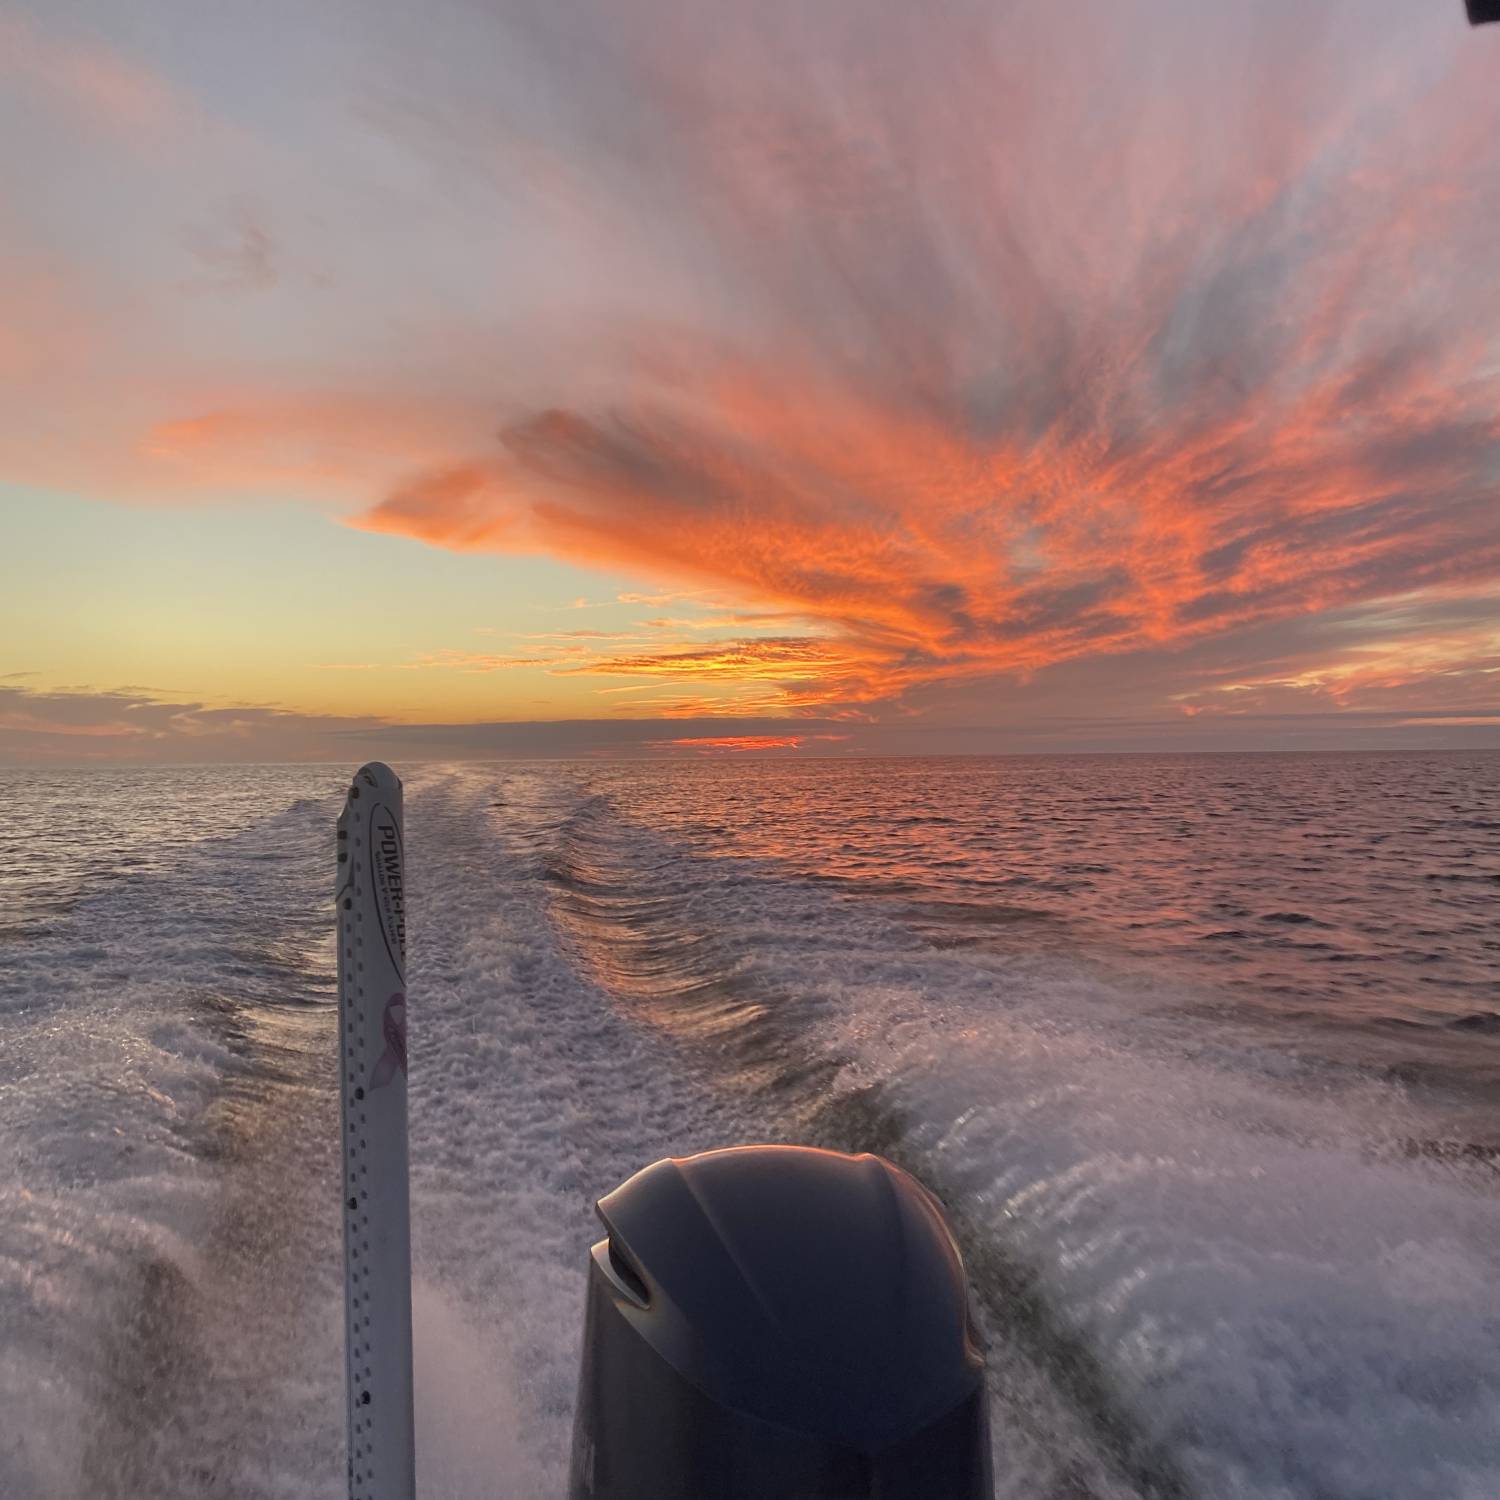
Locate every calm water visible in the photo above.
<box><xmin>2</xmin><ymin>754</ymin><xmax>1498</xmax><ymax>1499</ymax></box>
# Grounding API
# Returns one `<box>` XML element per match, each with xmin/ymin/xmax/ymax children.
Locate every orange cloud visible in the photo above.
<box><xmin>653</xmin><ymin>732</ymin><xmax>853</xmax><ymax>752</ymax></box>
<box><xmin>339</xmin><ymin>4</ymin><xmax>1500</xmax><ymax>719</ymax></box>
<box><xmin>138</xmin><ymin>400</ymin><xmax>483</xmax><ymax>501</ymax></box>
<box><xmin>660</xmin><ymin>735</ymin><xmax>808</xmax><ymax>752</ymax></box>
<box><xmin>6</xmin><ymin>1</ymin><xmax>1498</xmax><ymax>738</ymax></box>
<box><xmin>556</xmin><ymin>638</ymin><xmax>853</xmax><ymax>683</ymax></box>
<box><xmin>356</xmin><ymin>315</ymin><xmax>1500</xmax><ymax>713</ymax></box>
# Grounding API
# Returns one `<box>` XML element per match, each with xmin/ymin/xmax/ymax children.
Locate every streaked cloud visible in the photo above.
<box><xmin>4</xmin><ymin>681</ymin><xmax>1490</xmax><ymax>765</ymax></box>
<box><xmin>344</xmin><ymin>0</ymin><xmax>1500</xmax><ymax>720</ymax></box>
<box><xmin>658</xmin><ymin>735</ymin><xmax>810</xmax><ymax>753</ymax></box>
<box><xmin>2</xmin><ymin>0</ymin><xmax>1497</xmax><ymax>749</ymax></box>
<box><xmin>617</xmin><ymin>590</ymin><xmax>709</xmax><ymax>607</ymax></box>
<box><xmin>554</xmin><ymin>638</ymin><xmax>854</xmax><ymax>685</ymax></box>
<box><xmin>0</xmin><ymin>684</ymin><xmax>387</xmax><ymax>762</ymax></box>
<box><xmin>654</xmin><ymin>733</ymin><xmax>854</xmax><ymax>753</ymax></box>
<box><xmin>1</xmin><ymin>12</ymin><xmax>185</xmax><ymax>139</ymax></box>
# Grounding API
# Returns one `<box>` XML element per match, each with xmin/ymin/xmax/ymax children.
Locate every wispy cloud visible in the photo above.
<box><xmin>5</xmin><ymin>0</ymin><xmax>1498</xmax><ymax>744</ymax></box>
<box><xmin>639</xmin><ymin>613</ymin><xmax>808</xmax><ymax>631</ymax></box>
<box><xmin>0</xmin><ymin>13</ymin><xmax>186</xmax><ymax>140</ymax></box>
<box><xmin>0</xmin><ymin>683</ymin><xmax>855</xmax><ymax>762</ymax></box>
<box><xmin>0</xmin><ymin>684</ymin><xmax>387</xmax><ymax>761</ymax></box>
<box><xmin>520</xmin><ymin>629</ymin><xmax>641</xmax><ymax>641</ymax></box>
<box><xmin>3</xmin><ymin>681</ymin><xmax>1491</xmax><ymax>764</ymax></box>
<box><xmin>652</xmin><ymin>732</ymin><xmax>853</xmax><ymax>753</ymax></box>
<box><xmin>179</xmin><ymin>205</ymin><xmax>278</xmax><ymax>294</ymax></box>
<box><xmin>554</xmin><ymin>637</ymin><xmax>852</xmax><ymax>683</ymax></box>
<box><xmin>344</xmin><ymin>0</ymin><xmax>1500</xmax><ymax>719</ymax></box>
<box><xmin>617</xmin><ymin>590</ymin><xmax>710</xmax><ymax>607</ymax></box>
<box><xmin>655</xmin><ymin>734</ymin><xmax>807</xmax><ymax>752</ymax></box>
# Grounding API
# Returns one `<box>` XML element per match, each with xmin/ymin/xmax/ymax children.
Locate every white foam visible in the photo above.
<box><xmin>482</xmin><ymin>765</ymin><xmax>1500</xmax><ymax>1497</ymax></box>
<box><xmin>710</xmin><ymin>876</ymin><xmax>1500</xmax><ymax>1497</ymax></box>
<box><xmin>5</xmin><ymin>761</ymin><xmax>1498</xmax><ymax>1500</ymax></box>
<box><xmin>0</xmin><ymin>774</ymin><xmax>345</xmax><ymax>1499</ymax></box>
<box><xmin>397</xmin><ymin>766</ymin><xmax>771</xmax><ymax>1490</ymax></box>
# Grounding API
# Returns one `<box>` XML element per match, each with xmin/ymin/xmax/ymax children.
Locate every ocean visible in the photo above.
<box><xmin>2</xmin><ymin>753</ymin><xmax>1498</xmax><ymax>1499</ymax></box>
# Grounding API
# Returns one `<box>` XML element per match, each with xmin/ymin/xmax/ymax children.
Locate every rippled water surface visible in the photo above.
<box><xmin>2</xmin><ymin>753</ymin><xmax>1498</xmax><ymax>1499</ymax></box>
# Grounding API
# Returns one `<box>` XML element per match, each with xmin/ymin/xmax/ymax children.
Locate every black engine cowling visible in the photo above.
<box><xmin>569</xmin><ymin>1145</ymin><xmax>992</xmax><ymax>1499</ymax></box>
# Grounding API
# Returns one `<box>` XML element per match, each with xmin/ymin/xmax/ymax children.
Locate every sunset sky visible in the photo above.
<box><xmin>3</xmin><ymin>0</ymin><xmax>1498</xmax><ymax>761</ymax></box>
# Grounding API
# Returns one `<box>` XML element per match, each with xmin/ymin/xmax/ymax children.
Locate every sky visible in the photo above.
<box><xmin>2</xmin><ymin>0</ymin><xmax>1498</xmax><ymax>762</ymax></box>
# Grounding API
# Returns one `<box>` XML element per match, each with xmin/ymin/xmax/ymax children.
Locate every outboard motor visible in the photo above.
<box><xmin>569</xmin><ymin>1145</ymin><xmax>992</xmax><ymax>1499</ymax></box>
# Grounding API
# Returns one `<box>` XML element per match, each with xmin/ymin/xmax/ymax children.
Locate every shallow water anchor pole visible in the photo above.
<box><xmin>337</xmin><ymin>763</ymin><xmax>415</xmax><ymax>1500</ymax></box>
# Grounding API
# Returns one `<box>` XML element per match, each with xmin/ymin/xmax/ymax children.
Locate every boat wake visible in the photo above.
<box><xmin>512</xmin><ymin>768</ymin><xmax>1500</xmax><ymax>1500</ymax></box>
<box><xmin>2</xmin><ymin>761</ymin><xmax>1497</xmax><ymax>1499</ymax></box>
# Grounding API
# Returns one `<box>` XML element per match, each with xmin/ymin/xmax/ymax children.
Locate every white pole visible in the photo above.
<box><xmin>337</xmin><ymin>763</ymin><xmax>415</xmax><ymax>1500</ymax></box>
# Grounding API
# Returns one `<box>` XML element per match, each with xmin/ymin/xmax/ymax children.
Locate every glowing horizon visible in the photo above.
<box><xmin>3</xmin><ymin>1</ymin><xmax>1498</xmax><ymax>762</ymax></box>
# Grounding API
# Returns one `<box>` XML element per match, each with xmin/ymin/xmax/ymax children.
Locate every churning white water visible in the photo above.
<box><xmin>2</xmin><ymin>756</ymin><xmax>1498</xmax><ymax>1498</ymax></box>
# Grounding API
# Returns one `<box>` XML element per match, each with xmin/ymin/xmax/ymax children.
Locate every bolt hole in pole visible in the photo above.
<box><xmin>338</xmin><ymin>764</ymin><xmax>413</xmax><ymax>1500</ymax></box>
